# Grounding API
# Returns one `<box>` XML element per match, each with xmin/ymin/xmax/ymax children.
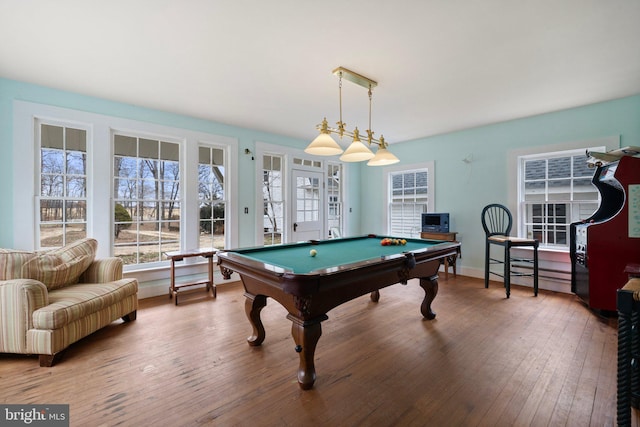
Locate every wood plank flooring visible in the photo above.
<box><xmin>0</xmin><ymin>275</ymin><xmax>636</xmax><ymax>426</ymax></box>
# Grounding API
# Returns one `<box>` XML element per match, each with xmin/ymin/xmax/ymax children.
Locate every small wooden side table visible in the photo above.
<box><xmin>420</xmin><ymin>231</ymin><xmax>459</xmax><ymax>280</ymax></box>
<box><xmin>164</xmin><ymin>248</ymin><xmax>217</xmax><ymax>305</ymax></box>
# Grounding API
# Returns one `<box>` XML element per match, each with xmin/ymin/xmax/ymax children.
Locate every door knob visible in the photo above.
<box><xmin>293</xmin><ymin>222</ymin><xmax>298</xmax><ymax>231</ymax></box>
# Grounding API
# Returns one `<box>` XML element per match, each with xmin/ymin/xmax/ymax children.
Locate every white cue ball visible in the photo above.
<box><xmin>310</xmin><ymin>249</ymin><xmax>317</xmax><ymax>257</ymax></box>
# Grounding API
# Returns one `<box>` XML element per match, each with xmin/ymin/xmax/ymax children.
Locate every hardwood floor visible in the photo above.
<box><xmin>0</xmin><ymin>275</ymin><xmax>635</xmax><ymax>426</ymax></box>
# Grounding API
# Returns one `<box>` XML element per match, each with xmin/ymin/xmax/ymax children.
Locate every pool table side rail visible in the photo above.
<box><xmin>217</xmin><ymin>240</ymin><xmax>460</xmax><ymax>298</ymax></box>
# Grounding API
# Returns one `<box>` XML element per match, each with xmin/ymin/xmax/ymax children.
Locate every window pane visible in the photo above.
<box><xmin>114</xmin><ymin>135</ymin><xmax>137</xmax><ymax>156</ymax></box>
<box><xmin>64</xmin><ymin>223</ymin><xmax>86</xmax><ymax>244</ymax></box>
<box><xmin>404</xmin><ymin>173</ymin><xmax>415</xmax><ymax>188</ymax></box>
<box><xmin>66</xmin><ymin>151</ymin><xmax>86</xmax><ymax>175</ymax></box>
<box><xmin>41</xmin><ymin>124</ymin><xmax>63</xmax><ymax>149</ymax></box>
<box><xmin>41</xmin><ymin>149</ymin><xmax>64</xmax><ymax>174</ymax></box>
<box><xmin>41</xmin><ymin>199</ymin><xmax>63</xmax><ymax>221</ymax></box>
<box><xmin>271</xmin><ymin>156</ymin><xmax>280</xmax><ymax>170</ymax></box>
<box><xmin>524</xmin><ymin>181</ymin><xmax>545</xmax><ymax>201</ymax></box>
<box><xmin>573</xmin><ymin>156</ymin><xmax>593</xmax><ymax>177</ymax></box>
<box><xmin>162</xmin><ymin>201</ymin><xmax>179</xmax><ymax>221</ymax></box>
<box><xmin>141</xmin><ymin>160</ymin><xmax>158</xmax><ymax>179</ymax></box>
<box><xmin>139</xmin><ymin>138</ymin><xmax>158</xmax><ymax>159</ymax></box>
<box><xmin>66</xmin><ymin>177</ymin><xmax>86</xmax><ymax>198</ymax></box>
<box><xmin>141</xmin><ymin>180</ymin><xmax>157</xmax><ymax>200</ymax></box>
<box><xmin>573</xmin><ymin>180</ymin><xmax>599</xmax><ymax>200</ymax></box>
<box><xmin>548</xmin><ymin>157</ymin><xmax>570</xmax><ymax>178</ymax></box>
<box><xmin>66</xmin><ymin>128</ymin><xmax>86</xmax><ymax>152</ymax></box>
<box><xmin>65</xmin><ymin>200</ymin><xmax>86</xmax><ymax>222</ymax></box>
<box><xmin>392</xmin><ymin>174</ymin><xmax>403</xmax><ymax>190</ymax></box>
<box><xmin>416</xmin><ymin>171</ymin><xmax>428</xmax><ymax>187</ymax></box>
<box><xmin>161</xmin><ymin>141</ymin><xmax>179</xmax><ymax>161</ymax></box>
<box><xmin>40</xmin><ymin>223</ymin><xmax>63</xmax><ymax>248</ymax></box>
<box><xmin>41</xmin><ymin>172</ymin><xmax>64</xmax><ymax>197</ymax></box>
<box><xmin>525</xmin><ymin>159</ymin><xmax>545</xmax><ymax>180</ymax></box>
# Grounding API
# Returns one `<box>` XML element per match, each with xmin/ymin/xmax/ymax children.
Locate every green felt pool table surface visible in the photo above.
<box><xmin>230</xmin><ymin>235</ymin><xmax>445</xmax><ymax>273</ymax></box>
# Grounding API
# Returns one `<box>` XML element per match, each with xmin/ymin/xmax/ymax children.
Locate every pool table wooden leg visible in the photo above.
<box><xmin>288</xmin><ymin>314</ymin><xmax>328</xmax><ymax>390</ymax></box>
<box><xmin>245</xmin><ymin>293</ymin><xmax>267</xmax><ymax>346</ymax></box>
<box><xmin>419</xmin><ymin>274</ymin><xmax>439</xmax><ymax>320</ymax></box>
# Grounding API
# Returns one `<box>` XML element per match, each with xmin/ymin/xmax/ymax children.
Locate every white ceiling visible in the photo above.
<box><xmin>1</xmin><ymin>0</ymin><xmax>639</xmax><ymax>144</ymax></box>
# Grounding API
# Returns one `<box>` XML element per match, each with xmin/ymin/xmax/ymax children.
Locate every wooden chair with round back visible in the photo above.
<box><xmin>481</xmin><ymin>203</ymin><xmax>539</xmax><ymax>298</ymax></box>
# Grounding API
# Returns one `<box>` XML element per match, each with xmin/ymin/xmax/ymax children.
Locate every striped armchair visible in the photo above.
<box><xmin>0</xmin><ymin>238</ymin><xmax>138</xmax><ymax>366</ymax></box>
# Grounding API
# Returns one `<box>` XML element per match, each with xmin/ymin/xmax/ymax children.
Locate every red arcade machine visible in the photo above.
<box><xmin>570</xmin><ymin>149</ymin><xmax>640</xmax><ymax>313</ymax></box>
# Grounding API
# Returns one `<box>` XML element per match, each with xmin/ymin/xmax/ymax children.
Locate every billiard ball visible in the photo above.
<box><xmin>310</xmin><ymin>249</ymin><xmax>317</xmax><ymax>257</ymax></box>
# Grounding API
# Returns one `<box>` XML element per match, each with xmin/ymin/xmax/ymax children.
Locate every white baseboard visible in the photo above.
<box><xmin>456</xmin><ymin>265</ymin><xmax>571</xmax><ymax>294</ymax></box>
<box><xmin>131</xmin><ymin>267</ymin><xmax>240</xmax><ymax>300</ymax></box>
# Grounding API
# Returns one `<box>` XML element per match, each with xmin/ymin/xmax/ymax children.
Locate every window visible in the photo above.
<box><xmin>262</xmin><ymin>154</ymin><xmax>284</xmax><ymax>245</ymax></box>
<box><xmin>519</xmin><ymin>149</ymin><xmax>599</xmax><ymax>248</ymax></box>
<box><xmin>113</xmin><ymin>134</ymin><xmax>181</xmax><ymax>265</ymax></box>
<box><xmin>38</xmin><ymin>123</ymin><xmax>88</xmax><ymax>249</ymax></box>
<box><xmin>198</xmin><ymin>146</ymin><xmax>226</xmax><ymax>250</ymax></box>
<box><xmin>327</xmin><ymin>163</ymin><xmax>342</xmax><ymax>237</ymax></box>
<box><xmin>16</xmin><ymin>101</ymin><xmax>238</xmax><ymax>275</ymax></box>
<box><xmin>389</xmin><ymin>169</ymin><xmax>429</xmax><ymax>237</ymax></box>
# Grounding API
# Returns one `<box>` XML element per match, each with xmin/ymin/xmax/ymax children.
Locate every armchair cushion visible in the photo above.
<box><xmin>21</xmin><ymin>239</ymin><xmax>97</xmax><ymax>290</ymax></box>
<box><xmin>32</xmin><ymin>279</ymin><xmax>138</xmax><ymax>330</ymax></box>
<box><xmin>80</xmin><ymin>258</ymin><xmax>123</xmax><ymax>283</ymax></box>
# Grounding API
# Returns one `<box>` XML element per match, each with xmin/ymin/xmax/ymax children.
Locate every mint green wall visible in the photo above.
<box><xmin>359</xmin><ymin>95</ymin><xmax>640</xmax><ymax>272</ymax></box>
<box><xmin>2</xmin><ymin>77</ymin><xmax>638</xmax><ymax>275</ymax></box>
<box><xmin>0</xmin><ymin>78</ymin><xmax>307</xmax><ymax>248</ymax></box>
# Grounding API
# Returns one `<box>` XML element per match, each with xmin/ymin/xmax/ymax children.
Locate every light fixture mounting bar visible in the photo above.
<box><xmin>332</xmin><ymin>66</ymin><xmax>377</xmax><ymax>89</ymax></box>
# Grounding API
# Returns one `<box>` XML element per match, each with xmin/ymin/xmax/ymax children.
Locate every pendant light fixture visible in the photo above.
<box><xmin>305</xmin><ymin>67</ymin><xmax>399</xmax><ymax>166</ymax></box>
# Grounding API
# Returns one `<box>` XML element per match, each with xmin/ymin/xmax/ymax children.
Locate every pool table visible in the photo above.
<box><xmin>217</xmin><ymin>234</ymin><xmax>461</xmax><ymax>390</ymax></box>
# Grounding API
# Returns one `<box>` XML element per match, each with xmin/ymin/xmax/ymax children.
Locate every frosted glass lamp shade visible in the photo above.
<box><xmin>367</xmin><ymin>147</ymin><xmax>400</xmax><ymax>166</ymax></box>
<box><xmin>339</xmin><ymin>140</ymin><xmax>374</xmax><ymax>162</ymax></box>
<box><xmin>304</xmin><ymin>133</ymin><xmax>343</xmax><ymax>156</ymax></box>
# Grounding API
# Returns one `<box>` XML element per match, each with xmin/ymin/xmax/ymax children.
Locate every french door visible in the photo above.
<box><xmin>290</xmin><ymin>169</ymin><xmax>324</xmax><ymax>242</ymax></box>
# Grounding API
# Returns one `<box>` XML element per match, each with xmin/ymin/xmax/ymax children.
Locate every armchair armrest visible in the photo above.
<box><xmin>0</xmin><ymin>279</ymin><xmax>49</xmax><ymax>353</ymax></box>
<box><xmin>80</xmin><ymin>258</ymin><xmax>123</xmax><ymax>283</ymax></box>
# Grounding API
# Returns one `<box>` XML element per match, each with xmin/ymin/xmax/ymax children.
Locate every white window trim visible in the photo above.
<box><xmin>507</xmin><ymin>135</ymin><xmax>619</xmax><ymax>251</ymax></box>
<box><xmin>13</xmin><ymin>100</ymin><xmax>238</xmax><ymax>264</ymax></box>
<box><xmin>382</xmin><ymin>161</ymin><xmax>435</xmax><ymax>235</ymax></box>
